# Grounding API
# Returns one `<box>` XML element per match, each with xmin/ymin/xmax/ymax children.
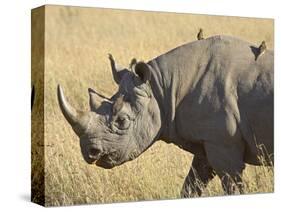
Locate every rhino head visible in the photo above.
<box><xmin>57</xmin><ymin>55</ymin><xmax>162</xmax><ymax>168</ymax></box>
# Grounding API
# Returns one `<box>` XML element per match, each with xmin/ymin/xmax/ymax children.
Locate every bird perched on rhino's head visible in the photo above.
<box><xmin>130</xmin><ymin>58</ymin><xmax>137</xmax><ymax>69</ymax></box>
<box><xmin>197</xmin><ymin>28</ymin><xmax>204</xmax><ymax>40</ymax></box>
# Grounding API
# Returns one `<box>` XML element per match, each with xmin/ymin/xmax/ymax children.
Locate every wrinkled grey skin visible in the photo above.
<box><xmin>58</xmin><ymin>35</ymin><xmax>273</xmax><ymax>197</ymax></box>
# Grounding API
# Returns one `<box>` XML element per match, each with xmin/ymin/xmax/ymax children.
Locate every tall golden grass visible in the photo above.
<box><xmin>32</xmin><ymin>5</ymin><xmax>274</xmax><ymax>206</ymax></box>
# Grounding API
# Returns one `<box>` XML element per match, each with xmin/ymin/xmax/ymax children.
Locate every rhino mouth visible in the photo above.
<box><xmin>95</xmin><ymin>151</ymin><xmax>119</xmax><ymax>169</ymax></box>
<box><xmin>84</xmin><ymin>154</ymin><xmax>101</xmax><ymax>165</ymax></box>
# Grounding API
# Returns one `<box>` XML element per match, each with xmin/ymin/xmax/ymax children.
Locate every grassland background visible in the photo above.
<box><xmin>31</xmin><ymin>5</ymin><xmax>274</xmax><ymax>206</ymax></box>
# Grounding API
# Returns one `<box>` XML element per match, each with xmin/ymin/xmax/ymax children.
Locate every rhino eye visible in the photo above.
<box><xmin>115</xmin><ymin>116</ymin><xmax>130</xmax><ymax>130</ymax></box>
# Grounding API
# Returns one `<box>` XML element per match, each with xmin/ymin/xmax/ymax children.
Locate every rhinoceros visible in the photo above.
<box><xmin>57</xmin><ymin>35</ymin><xmax>273</xmax><ymax>197</ymax></box>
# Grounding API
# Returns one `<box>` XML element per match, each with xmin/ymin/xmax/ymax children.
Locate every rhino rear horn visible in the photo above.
<box><xmin>88</xmin><ymin>88</ymin><xmax>110</xmax><ymax>111</ymax></box>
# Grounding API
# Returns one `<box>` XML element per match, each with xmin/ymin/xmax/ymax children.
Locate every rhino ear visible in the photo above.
<box><xmin>134</xmin><ymin>62</ymin><xmax>151</xmax><ymax>83</ymax></box>
<box><xmin>108</xmin><ymin>53</ymin><xmax>129</xmax><ymax>84</ymax></box>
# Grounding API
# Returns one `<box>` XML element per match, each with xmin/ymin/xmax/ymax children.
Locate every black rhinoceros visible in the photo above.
<box><xmin>57</xmin><ymin>35</ymin><xmax>273</xmax><ymax>197</ymax></box>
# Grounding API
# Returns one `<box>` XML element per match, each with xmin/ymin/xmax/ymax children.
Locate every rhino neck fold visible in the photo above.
<box><xmin>148</xmin><ymin>59</ymin><xmax>179</xmax><ymax>143</ymax></box>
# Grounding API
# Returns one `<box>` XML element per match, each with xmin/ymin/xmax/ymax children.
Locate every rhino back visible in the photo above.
<box><xmin>149</xmin><ymin>35</ymin><xmax>273</xmax><ymax>161</ymax></box>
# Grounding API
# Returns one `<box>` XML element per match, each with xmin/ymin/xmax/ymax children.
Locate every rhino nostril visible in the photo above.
<box><xmin>88</xmin><ymin>147</ymin><xmax>101</xmax><ymax>159</ymax></box>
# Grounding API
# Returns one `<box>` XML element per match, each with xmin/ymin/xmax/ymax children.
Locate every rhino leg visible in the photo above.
<box><xmin>204</xmin><ymin>141</ymin><xmax>245</xmax><ymax>195</ymax></box>
<box><xmin>220</xmin><ymin>173</ymin><xmax>244</xmax><ymax>195</ymax></box>
<box><xmin>181</xmin><ymin>154</ymin><xmax>215</xmax><ymax>198</ymax></box>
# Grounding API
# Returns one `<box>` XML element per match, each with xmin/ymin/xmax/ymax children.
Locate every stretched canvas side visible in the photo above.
<box><xmin>31</xmin><ymin>6</ymin><xmax>45</xmax><ymax>206</ymax></box>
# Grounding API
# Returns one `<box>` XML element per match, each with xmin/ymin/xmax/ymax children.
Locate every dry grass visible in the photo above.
<box><xmin>31</xmin><ymin>5</ymin><xmax>274</xmax><ymax>206</ymax></box>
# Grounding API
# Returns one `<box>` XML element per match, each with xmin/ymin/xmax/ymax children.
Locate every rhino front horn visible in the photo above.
<box><xmin>57</xmin><ymin>85</ymin><xmax>89</xmax><ymax>135</ymax></box>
